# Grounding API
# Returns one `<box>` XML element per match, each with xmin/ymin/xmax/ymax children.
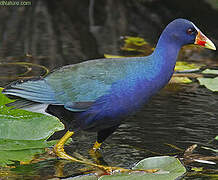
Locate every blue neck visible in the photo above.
<box><xmin>151</xmin><ymin>33</ymin><xmax>182</xmax><ymax>78</ymax></box>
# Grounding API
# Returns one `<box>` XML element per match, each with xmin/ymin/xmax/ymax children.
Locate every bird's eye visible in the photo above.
<box><xmin>186</xmin><ymin>28</ymin><xmax>197</xmax><ymax>35</ymax></box>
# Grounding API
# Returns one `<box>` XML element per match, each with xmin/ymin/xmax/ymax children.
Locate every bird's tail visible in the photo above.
<box><xmin>2</xmin><ymin>78</ymin><xmax>57</xmax><ymax>104</ymax></box>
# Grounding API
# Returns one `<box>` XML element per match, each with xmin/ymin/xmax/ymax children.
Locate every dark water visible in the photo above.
<box><xmin>0</xmin><ymin>0</ymin><xmax>218</xmax><ymax>179</ymax></box>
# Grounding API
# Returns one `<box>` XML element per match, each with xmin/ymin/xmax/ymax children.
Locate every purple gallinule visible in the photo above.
<box><xmin>2</xmin><ymin>18</ymin><xmax>216</xmax><ymax>170</ymax></box>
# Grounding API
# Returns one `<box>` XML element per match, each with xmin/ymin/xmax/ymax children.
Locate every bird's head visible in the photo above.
<box><xmin>162</xmin><ymin>18</ymin><xmax>216</xmax><ymax>50</ymax></box>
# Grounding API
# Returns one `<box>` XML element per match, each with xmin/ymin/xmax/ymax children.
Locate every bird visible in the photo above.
<box><xmin>2</xmin><ymin>18</ymin><xmax>216</xmax><ymax>165</ymax></box>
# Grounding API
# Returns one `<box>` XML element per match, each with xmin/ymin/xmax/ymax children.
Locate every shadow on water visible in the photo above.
<box><xmin>0</xmin><ymin>0</ymin><xmax>218</xmax><ymax>179</ymax></box>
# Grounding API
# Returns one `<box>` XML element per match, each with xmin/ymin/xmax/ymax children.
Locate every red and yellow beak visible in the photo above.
<box><xmin>195</xmin><ymin>30</ymin><xmax>216</xmax><ymax>50</ymax></box>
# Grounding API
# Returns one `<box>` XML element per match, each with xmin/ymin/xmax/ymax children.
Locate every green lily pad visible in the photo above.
<box><xmin>0</xmin><ymin>139</ymin><xmax>57</xmax><ymax>151</ymax></box>
<box><xmin>67</xmin><ymin>156</ymin><xmax>186</xmax><ymax>180</ymax></box>
<box><xmin>0</xmin><ymin>88</ymin><xmax>64</xmax><ymax>166</ymax></box>
<box><xmin>100</xmin><ymin>156</ymin><xmax>186</xmax><ymax>180</ymax></box>
<box><xmin>197</xmin><ymin>77</ymin><xmax>218</xmax><ymax>92</ymax></box>
<box><xmin>0</xmin><ymin>89</ymin><xmax>64</xmax><ymax>140</ymax></box>
<box><xmin>0</xmin><ymin>148</ymin><xmax>45</xmax><ymax>166</ymax></box>
<box><xmin>202</xmin><ymin>69</ymin><xmax>218</xmax><ymax>75</ymax></box>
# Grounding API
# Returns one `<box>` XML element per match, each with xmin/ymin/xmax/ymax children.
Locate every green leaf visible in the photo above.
<box><xmin>175</xmin><ymin>61</ymin><xmax>202</xmax><ymax>72</ymax></box>
<box><xmin>65</xmin><ymin>156</ymin><xmax>186</xmax><ymax>180</ymax></box>
<box><xmin>121</xmin><ymin>36</ymin><xmax>154</xmax><ymax>54</ymax></box>
<box><xmin>99</xmin><ymin>156</ymin><xmax>186</xmax><ymax>180</ymax></box>
<box><xmin>202</xmin><ymin>69</ymin><xmax>218</xmax><ymax>75</ymax></box>
<box><xmin>0</xmin><ymin>139</ymin><xmax>57</xmax><ymax>151</ymax></box>
<box><xmin>215</xmin><ymin>136</ymin><xmax>218</xmax><ymax>140</ymax></box>
<box><xmin>191</xmin><ymin>167</ymin><xmax>203</xmax><ymax>172</ymax></box>
<box><xmin>170</xmin><ymin>77</ymin><xmax>192</xmax><ymax>84</ymax></box>
<box><xmin>197</xmin><ymin>77</ymin><xmax>218</xmax><ymax>92</ymax></box>
<box><xmin>0</xmin><ymin>88</ymin><xmax>64</xmax><ymax>140</ymax></box>
<box><xmin>0</xmin><ymin>88</ymin><xmax>65</xmax><ymax>166</ymax></box>
<box><xmin>0</xmin><ymin>148</ymin><xmax>45</xmax><ymax>166</ymax></box>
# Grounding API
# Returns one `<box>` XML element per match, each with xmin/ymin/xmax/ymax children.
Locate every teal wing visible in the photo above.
<box><xmin>3</xmin><ymin>57</ymin><xmax>147</xmax><ymax>111</ymax></box>
<box><xmin>45</xmin><ymin>58</ymin><xmax>130</xmax><ymax>105</ymax></box>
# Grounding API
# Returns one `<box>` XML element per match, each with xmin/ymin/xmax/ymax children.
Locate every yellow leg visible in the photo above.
<box><xmin>54</xmin><ymin>131</ymin><xmax>158</xmax><ymax>174</ymax></box>
<box><xmin>53</xmin><ymin>131</ymin><xmax>112</xmax><ymax>169</ymax></box>
<box><xmin>89</xmin><ymin>141</ymin><xmax>104</xmax><ymax>164</ymax></box>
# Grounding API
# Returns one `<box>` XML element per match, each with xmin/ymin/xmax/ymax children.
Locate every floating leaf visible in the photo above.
<box><xmin>170</xmin><ymin>77</ymin><xmax>192</xmax><ymax>84</ymax></box>
<box><xmin>0</xmin><ymin>88</ymin><xmax>64</xmax><ymax>140</ymax></box>
<box><xmin>0</xmin><ymin>139</ymin><xmax>57</xmax><ymax>151</ymax></box>
<box><xmin>0</xmin><ymin>149</ymin><xmax>45</xmax><ymax>166</ymax></box>
<box><xmin>68</xmin><ymin>156</ymin><xmax>186</xmax><ymax>180</ymax></box>
<box><xmin>202</xmin><ymin>69</ymin><xmax>218</xmax><ymax>75</ymax></box>
<box><xmin>215</xmin><ymin>136</ymin><xmax>218</xmax><ymax>140</ymax></box>
<box><xmin>174</xmin><ymin>61</ymin><xmax>202</xmax><ymax>72</ymax></box>
<box><xmin>0</xmin><ymin>88</ymin><xmax>64</xmax><ymax>166</ymax></box>
<box><xmin>191</xmin><ymin>167</ymin><xmax>203</xmax><ymax>172</ymax></box>
<box><xmin>121</xmin><ymin>36</ymin><xmax>154</xmax><ymax>54</ymax></box>
<box><xmin>124</xmin><ymin>36</ymin><xmax>148</xmax><ymax>46</ymax></box>
<box><xmin>197</xmin><ymin>77</ymin><xmax>218</xmax><ymax>91</ymax></box>
<box><xmin>100</xmin><ymin>156</ymin><xmax>186</xmax><ymax>180</ymax></box>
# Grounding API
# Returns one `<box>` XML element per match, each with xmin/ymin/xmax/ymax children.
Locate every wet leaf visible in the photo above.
<box><xmin>170</xmin><ymin>77</ymin><xmax>192</xmax><ymax>84</ymax></box>
<box><xmin>69</xmin><ymin>156</ymin><xmax>186</xmax><ymax>180</ymax></box>
<box><xmin>0</xmin><ymin>139</ymin><xmax>57</xmax><ymax>151</ymax></box>
<box><xmin>191</xmin><ymin>167</ymin><xmax>203</xmax><ymax>172</ymax></box>
<box><xmin>202</xmin><ymin>69</ymin><xmax>218</xmax><ymax>75</ymax></box>
<box><xmin>197</xmin><ymin>77</ymin><xmax>218</xmax><ymax>91</ymax></box>
<box><xmin>0</xmin><ymin>88</ymin><xmax>64</xmax><ymax>166</ymax></box>
<box><xmin>121</xmin><ymin>36</ymin><xmax>154</xmax><ymax>54</ymax></box>
<box><xmin>0</xmin><ymin>149</ymin><xmax>45</xmax><ymax>166</ymax></box>
<box><xmin>99</xmin><ymin>156</ymin><xmax>186</xmax><ymax>180</ymax></box>
<box><xmin>0</xmin><ymin>88</ymin><xmax>64</xmax><ymax>140</ymax></box>
<box><xmin>174</xmin><ymin>61</ymin><xmax>202</xmax><ymax>72</ymax></box>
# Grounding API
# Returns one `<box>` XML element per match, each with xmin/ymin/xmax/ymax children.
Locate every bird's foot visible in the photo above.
<box><xmin>54</xmin><ymin>147</ymin><xmax>158</xmax><ymax>175</ymax></box>
<box><xmin>89</xmin><ymin>148</ymin><xmax>103</xmax><ymax>163</ymax></box>
<box><xmin>54</xmin><ymin>132</ymin><xmax>158</xmax><ymax>175</ymax></box>
<box><xmin>53</xmin><ymin>130</ymin><xmax>81</xmax><ymax>162</ymax></box>
<box><xmin>54</xmin><ymin>143</ymin><xmax>82</xmax><ymax>163</ymax></box>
